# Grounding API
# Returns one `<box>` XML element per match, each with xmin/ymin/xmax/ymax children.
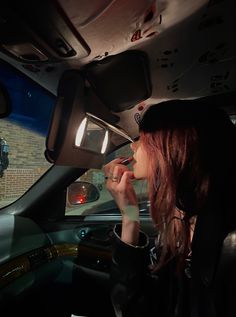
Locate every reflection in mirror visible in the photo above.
<box><xmin>67</xmin><ymin>181</ymin><xmax>100</xmax><ymax>205</ymax></box>
<box><xmin>74</xmin><ymin>113</ymin><xmax>134</xmax><ymax>156</ymax></box>
<box><xmin>75</xmin><ymin>117</ymin><xmax>109</xmax><ymax>153</ymax></box>
<box><xmin>75</xmin><ymin>117</ymin><xmax>108</xmax><ymax>154</ymax></box>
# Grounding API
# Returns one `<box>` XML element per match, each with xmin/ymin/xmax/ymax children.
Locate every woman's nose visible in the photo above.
<box><xmin>130</xmin><ymin>142</ymin><xmax>134</xmax><ymax>152</ymax></box>
<box><xmin>130</xmin><ymin>140</ymin><xmax>139</xmax><ymax>152</ymax></box>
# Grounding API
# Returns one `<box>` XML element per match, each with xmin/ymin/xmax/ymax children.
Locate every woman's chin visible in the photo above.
<box><xmin>133</xmin><ymin>171</ymin><xmax>144</xmax><ymax>180</ymax></box>
<box><xmin>133</xmin><ymin>168</ymin><xmax>148</xmax><ymax>180</ymax></box>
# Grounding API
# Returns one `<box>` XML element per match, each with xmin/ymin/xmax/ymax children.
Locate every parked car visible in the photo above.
<box><xmin>0</xmin><ymin>1</ymin><xmax>235</xmax><ymax>316</ymax></box>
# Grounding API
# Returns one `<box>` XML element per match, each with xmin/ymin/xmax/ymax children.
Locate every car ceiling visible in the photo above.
<box><xmin>0</xmin><ymin>0</ymin><xmax>235</xmax><ymax>140</ymax></box>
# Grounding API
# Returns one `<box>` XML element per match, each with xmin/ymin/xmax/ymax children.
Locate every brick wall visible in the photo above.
<box><xmin>0</xmin><ymin>119</ymin><xmax>51</xmax><ymax>200</ymax></box>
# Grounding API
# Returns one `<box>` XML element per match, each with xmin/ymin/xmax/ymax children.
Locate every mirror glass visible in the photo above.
<box><xmin>75</xmin><ymin>117</ymin><xmax>109</xmax><ymax>154</ymax></box>
<box><xmin>67</xmin><ymin>181</ymin><xmax>100</xmax><ymax>205</ymax></box>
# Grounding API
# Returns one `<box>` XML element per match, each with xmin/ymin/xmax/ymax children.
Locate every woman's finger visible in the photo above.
<box><xmin>104</xmin><ymin>159</ymin><xmax>130</xmax><ymax>181</ymax></box>
<box><xmin>119</xmin><ymin>170</ymin><xmax>135</xmax><ymax>186</ymax></box>
<box><xmin>103</xmin><ymin>156</ymin><xmax>131</xmax><ymax>174</ymax></box>
<box><xmin>111</xmin><ymin>165</ymin><xmax>126</xmax><ymax>183</ymax></box>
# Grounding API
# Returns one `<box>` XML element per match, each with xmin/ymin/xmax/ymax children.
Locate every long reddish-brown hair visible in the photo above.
<box><xmin>139</xmin><ymin>99</ymin><xmax>236</xmax><ymax>269</ymax></box>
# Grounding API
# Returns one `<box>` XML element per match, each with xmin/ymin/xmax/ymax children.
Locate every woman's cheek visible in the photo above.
<box><xmin>133</xmin><ymin>164</ymin><xmax>148</xmax><ymax>180</ymax></box>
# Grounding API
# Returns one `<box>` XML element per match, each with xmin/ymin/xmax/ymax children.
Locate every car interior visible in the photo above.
<box><xmin>0</xmin><ymin>1</ymin><xmax>235</xmax><ymax>316</ymax></box>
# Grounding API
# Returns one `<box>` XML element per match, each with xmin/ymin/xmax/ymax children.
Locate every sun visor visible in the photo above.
<box><xmin>83</xmin><ymin>50</ymin><xmax>152</xmax><ymax>112</ymax></box>
<box><xmin>45</xmin><ymin>70</ymin><xmax>124</xmax><ymax>168</ymax></box>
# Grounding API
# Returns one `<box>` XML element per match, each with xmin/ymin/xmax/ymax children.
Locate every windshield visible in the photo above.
<box><xmin>0</xmin><ymin>61</ymin><xmax>54</xmax><ymax>208</ymax></box>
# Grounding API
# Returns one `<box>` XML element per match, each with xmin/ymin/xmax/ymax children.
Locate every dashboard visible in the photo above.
<box><xmin>0</xmin><ymin>214</ymin><xmax>113</xmax><ymax>300</ymax></box>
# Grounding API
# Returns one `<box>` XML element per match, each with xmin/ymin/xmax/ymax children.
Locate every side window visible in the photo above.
<box><xmin>65</xmin><ymin>143</ymin><xmax>149</xmax><ymax>216</ymax></box>
<box><xmin>0</xmin><ymin>61</ymin><xmax>54</xmax><ymax>209</ymax></box>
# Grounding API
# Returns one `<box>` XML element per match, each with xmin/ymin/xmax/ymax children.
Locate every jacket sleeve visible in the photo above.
<box><xmin>110</xmin><ymin>224</ymin><xmax>159</xmax><ymax>317</ymax></box>
<box><xmin>110</xmin><ymin>224</ymin><xmax>181</xmax><ymax>317</ymax></box>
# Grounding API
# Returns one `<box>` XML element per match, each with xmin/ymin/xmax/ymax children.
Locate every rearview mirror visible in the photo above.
<box><xmin>67</xmin><ymin>181</ymin><xmax>100</xmax><ymax>205</ymax></box>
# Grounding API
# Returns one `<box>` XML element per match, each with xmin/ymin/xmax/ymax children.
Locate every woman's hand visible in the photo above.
<box><xmin>103</xmin><ymin>157</ymin><xmax>140</xmax><ymax>245</ymax></box>
<box><xmin>103</xmin><ymin>157</ymin><xmax>138</xmax><ymax>210</ymax></box>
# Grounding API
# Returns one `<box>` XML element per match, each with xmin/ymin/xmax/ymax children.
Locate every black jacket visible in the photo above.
<box><xmin>110</xmin><ymin>217</ymin><xmax>236</xmax><ymax>317</ymax></box>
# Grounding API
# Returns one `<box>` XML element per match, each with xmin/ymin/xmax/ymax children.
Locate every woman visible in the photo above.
<box><xmin>104</xmin><ymin>99</ymin><xmax>236</xmax><ymax>317</ymax></box>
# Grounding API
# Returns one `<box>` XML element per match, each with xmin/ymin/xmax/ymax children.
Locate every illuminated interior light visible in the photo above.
<box><xmin>75</xmin><ymin>117</ymin><xmax>87</xmax><ymax>146</ymax></box>
<box><xmin>101</xmin><ymin>130</ymin><xmax>109</xmax><ymax>154</ymax></box>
